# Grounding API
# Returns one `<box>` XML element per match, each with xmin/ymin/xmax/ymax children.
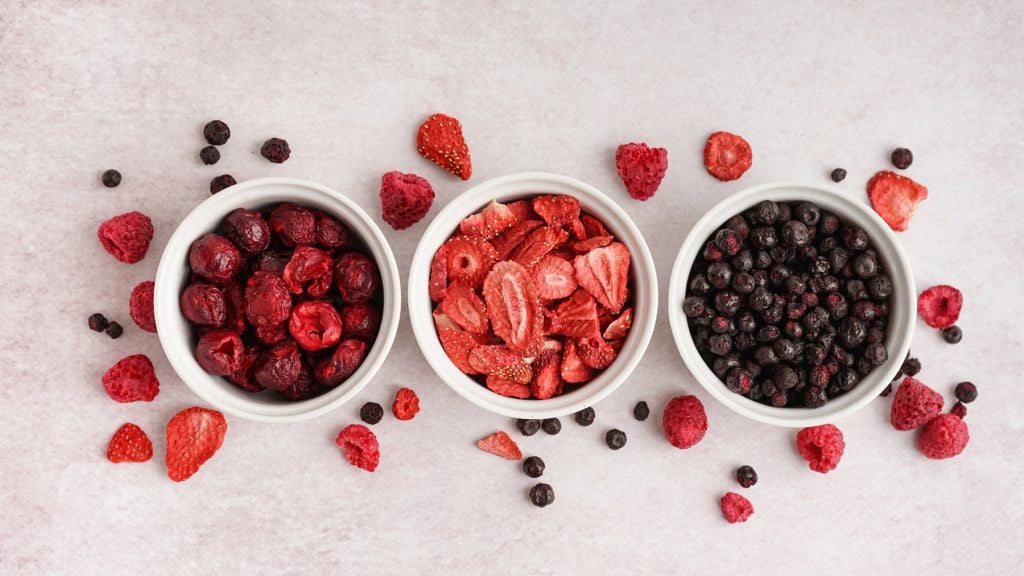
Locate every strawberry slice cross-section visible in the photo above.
<box><xmin>482</xmin><ymin>261</ymin><xmax>543</xmax><ymax>355</ymax></box>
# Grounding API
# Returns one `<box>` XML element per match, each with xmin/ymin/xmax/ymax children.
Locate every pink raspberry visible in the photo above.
<box><xmin>720</xmin><ymin>492</ymin><xmax>754</xmax><ymax>523</ymax></box>
<box><xmin>129</xmin><ymin>280</ymin><xmax>157</xmax><ymax>333</ymax></box>
<box><xmin>917</xmin><ymin>285</ymin><xmax>962</xmax><ymax>329</ymax></box>
<box><xmin>97</xmin><ymin>211</ymin><xmax>154</xmax><ymax>264</ymax></box>
<box><xmin>918</xmin><ymin>413</ymin><xmax>969</xmax><ymax>459</ymax></box>
<box><xmin>102</xmin><ymin>354</ymin><xmax>159</xmax><ymax>403</ymax></box>
<box><xmin>615</xmin><ymin>142</ymin><xmax>668</xmax><ymax>201</ymax></box>
<box><xmin>662</xmin><ymin>395</ymin><xmax>708</xmax><ymax>449</ymax></box>
<box><xmin>336</xmin><ymin>424</ymin><xmax>380</xmax><ymax>472</ymax></box>
<box><xmin>890</xmin><ymin>377</ymin><xmax>944</xmax><ymax>431</ymax></box>
<box><xmin>380</xmin><ymin>171</ymin><xmax>434</xmax><ymax>230</ymax></box>
<box><xmin>796</xmin><ymin>424</ymin><xmax>845</xmax><ymax>473</ymax></box>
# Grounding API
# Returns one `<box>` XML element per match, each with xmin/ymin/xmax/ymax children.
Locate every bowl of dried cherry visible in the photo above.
<box><xmin>154</xmin><ymin>177</ymin><xmax>401</xmax><ymax>422</ymax></box>
<box><xmin>668</xmin><ymin>181</ymin><xmax>916</xmax><ymax>427</ymax></box>
<box><xmin>408</xmin><ymin>172</ymin><xmax>658</xmax><ymax>419</ymax></box>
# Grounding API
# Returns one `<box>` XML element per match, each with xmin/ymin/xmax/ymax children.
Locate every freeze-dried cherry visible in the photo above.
<box><xmin>222</xmin><ymin>283</ymin><xmax>246</xmax><ymax>333</ymax></box>
<box><xmin>315</xmin><ymin>338</ymin><xmax>368</xmax><ymax>388</ymax></box>
<box><xmin>314</xmin><ymin>211</ymin><xmax>348</xmax><ymax>248</ymax></box>
<box><xmin>189</xmin><ymin>234</ymin><xmax>242</xmax><ymax>284</ymax></box>
<box><xmin>268</xmin><ymin>203</ymin><xmax>315</xmax><ymax>246</ymax></box>
<box><xmin>227</xmin><ymin>346</ymin><xmax>264</xmax><ymax>393</ymax></box>
<box><xmin>254</xmin><ymin>250</ymin><xmax>291</xmax><ymax>277</ymax></box>
<box><xmin>244</xmin><ymin>271</ymin><xmax>292</xmax><ymax>327</ymax></box>
<box><xmin>283</xmin><ymin>246</ymin><xmax>333</xmax><ymax>297</ymax></box>
<box><xmin>195</xmin><ymin>329</ymin><xmax>243</xmax><ymax>376</ymax></box>
<box><xmin>340</xmin><ymin>303</ymin><xmax>381</xmax><ymax>342</ymax></box>
<box><xmin>223</xmin><ymin>208</ymin><xmax>271</xmax><ymax>254</ymax></box>
<box><xmin>253</xmin><ymin>340</ymin><xmax>303</xmax><ymax>391</ymax></box>
<box><xmin>334</xmin><ymin>252</ymin><xmax>379</xmax><ymax>304</ymax></box>
<box><xmin>288</xmin><ymin>300</ymin><xmax>343</xmax><ymax>351</ymax></box>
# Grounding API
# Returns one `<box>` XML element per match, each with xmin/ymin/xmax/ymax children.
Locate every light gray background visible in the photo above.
<box><xmin>1</xmin><ymin>1</ymin><xmax>1022</xmax><ymax>574</ymax></box>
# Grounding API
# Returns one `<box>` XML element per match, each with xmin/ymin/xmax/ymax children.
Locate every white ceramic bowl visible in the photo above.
<box><xmin>154</xmin><ymin>177</ymin><xmax>401</xmax><ymax>422</ymax></box>
<box><xmin>408</xmin><ymin>172</ymin><xmax>658</xmax><ymax>419</ymax></box>
<box><xmin>667</xmin><ymin>181</ymin><xmax>916</xmax><ymax>427</ymax></box>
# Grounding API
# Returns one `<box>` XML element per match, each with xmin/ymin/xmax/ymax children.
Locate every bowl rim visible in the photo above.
<box><xmin>407</xmin><ymin>171</ymin><xmax>658</xmax><ymax>419</ymax></box>
<box><xmin>666</xmin><ymin>180</ymin><xmax>916</xmax><ymax>427</ymax></box>
<box><xmin>153</xmin><ymin>176</ymin><xmax>402</xmax><ymax>423</ymax></box>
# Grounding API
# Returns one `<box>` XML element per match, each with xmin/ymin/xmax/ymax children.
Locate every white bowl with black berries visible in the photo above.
<box><xmin>667</xmin><ymin>181</ymin><xmax>916</xmax><ymax>427</ymax></box>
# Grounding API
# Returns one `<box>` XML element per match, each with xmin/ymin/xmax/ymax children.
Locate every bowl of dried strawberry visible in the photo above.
<box><xmin>154</xmin><ymin>177</ymin><xmax>401</xmax><ymax>422</ymax></box>
<box><xmin>408</xmin><ymin>172</ymin><xmax>658</xmax><ymax>419</ymax></box>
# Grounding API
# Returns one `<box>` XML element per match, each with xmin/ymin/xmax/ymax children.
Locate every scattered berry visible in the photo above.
<box><xmin>105</xmin><ymin>321</ymin><xmax>123</xmax><ymax>339</ymax></box>
<box><xmin>941</xmin><ymin>325</ymin><xmax>962</xmax><ymax>344</ymax></box>
<box><xmin>203</xmin><ymin>120</ymin><xmax>230</xmax><ymax>145</ymax></box>
<box><xmin>574</xmin><ymin>407</ymin><xmax>596</xmax><ymax>426</ymax></box>
<box><xmin>97</xmin><ymin>211</ymin><xmax>154</xmax><ymax>264</ymax></box>
<box><xmin>477</xmin><ymin>431</ymin><xmax>522</xmax><ymax>460</ymax></box>
<box><xmin>336</xmin><ymin>424</ymin><xmax>380</xmax><ymax>472</ymax></box>
<box><xmin>918</xmin><ymin>413</ymin><xmax>969</xmax><ymax>459</ymax></box>
<box><xmin>890</xmin><ymin>147</ymin><xmax>913</xmax><ymax>170</ymax></box>
<box><xmin>529</xmin><ymin>483</ymin><xmax>555</xmax><ymax>508</ymax></box>
<box><xmin>890</xmin><ymin>376</ymin><xmax>944</xmax><ymax>431</ymax></box>
<box><xmin>633</xmin><ymin>401</ymin><xmax>650</xmax><ymax>421</ymax></box>
<box><xmin>901</xmin><ymin>357</ymin><xmax>922</xmax><ymax>377</ymax></box>
<box><xmin>129</xmin><ymin>280</ymin><xmax>157</xmax><ymax>333</ymax></box>
<box><xmin>605</xmin><ymin>429</ymin><xmax>627</xmax><ymax>450</ymax></box>
<box><xmin>516</xmin><ymin>418</ymin><xmax>541</xmax><ymax>436</ymax></box>
<box><xmin>736</xmin><ymin>465</ymin><xmax>758</xmax><ymax>488</ymax></box>
<box><xmin>917</xmin><ymin>285</ymin><xmax>963</xmax><ymax>329</ymax></box>
<box><xmin>522</xmin><ymin>456</ymin><xmax>545</xmax><ymax>478</ymax></box>
<box><xmin>615</xmin><ymin>142</ymin><xmax>669</xmax><ymax>201</ymax></box>
<box><xmin>541</xmin><ymin>418</ymin><xmax>562</xmax><ymax>435</ymax></box>
<box><xmin>165</xmin><ymin>407</ymin><xmax>227</xmax><ymax>482</ymax></box>
<box><xmin>392</xmin><ymin>387</ymin><xmax>420</xmax><ymax>421</ymax></box>
<box><xmin>101</xmin><ymin>354</ymin><xmax>159</xmax><ymax>402</ymax></box>
<box><xmin>720</xmin><ymin>492</ymin><xmax>754</xmax><ymax>523</ymax></box>
<box><xmin>955</xmin><ymin>381</ymin><xmax>977</xmax><ymax>404</ymax></box>
<box><xmin>950</xmin><ymin>401</ymin><xmax>967</xmax><ymax>419</ymax></box>
<box><xmin>200</xmin><ymin>146</ymin><xmax>220</xmax><ymax>165</ymax></box>
<box><xmin>662</xmin><ymin>395</ymin><xmax>708</xmax><ymax>449</ymax></box>
<box><xmin>106</xmin><ymin>423</ymin><xmax>153</xmax><ymax>463</ymax></box>
<box><xmin>380</xmin><ymin>171</ymin><xmax>435</xmax><ymax>230</ymax></box>
<box><xmin>88</xmin><ymin>313</ymin><xmax>108</xmax><ymax>332</ymax></box>
<box><xmin>210</xmin><ymin>174</ymin><xmax>236</xmax><ymax>194</ymax></box>
<box><xmin>830</xmin><ymin>168</ymin><xmax>847</xmax><ymax>183</ymax></box>
<box><xmin>879</xmin><ymin>382</ymin><xmax>894</xmax><ymax>397</ymax></box>
<box><xmin>360</xmin><ymin>402</ymin><xmax>384</xmax><ymax>425</ymax></box>
<box><xmin>101</xmin><ymin>169</ymin><xmax>121</xmax><ymax>188</ymax></box>
<box><xmin>867</xmin><ymin>171</ymin><xmax>928</xmax><ymax>232</ymax></box>
<box><xmin>704</xmin><ymin>131</ymin><xmax>753</xmax><ymax>181</ymax></box>
<box><xmin>260</xmin><ymin>137</ymin><xmax>291</xmax><ymax>163</ymax></box>
<box><xmin>796</xmin><ymin>424</ymin><xmax>845</xmax><ymax>473</ymax></box>
<box><xmin>416</xmin><ymin>113</ymin><xmax>472</xmax><ymax>180</ymax></box>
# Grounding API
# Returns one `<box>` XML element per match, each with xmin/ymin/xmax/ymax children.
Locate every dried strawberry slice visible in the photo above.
<box><xmin>477</xmin><ymin>431</ymin><xmax>522</xmax><ymax>460</ymax></box>
<box><xmin>573</xmin><ymin>242</ymin><xmax>631</xmax><ymax>314</ymax></box>
<box><xmin>486</xmin><ymin>375</ymin><xmax>531</xmax><ymax>398</ymax></box>
<box><xmin>704</xmin><ymin>131</ymin><xmax>753</xmax><ymax>181</ymax></box>
<box><xmin>459</xmin><ymin>200</ymin><xmax>517</xmax><ymax>240</ymax></box>
<box><xmin>867</xmin><ymin>171</ymin><xmax>928</xmax><ymax>232</ymax></box>
<box><xmin>482</xmin><ymin>261</ymin><xmax>543</xmax><ymax>355</ymax></box>
<box><xmin>532</xmin><ymin>255</ymin><xmax>578</xmax><ymax>300</ymax></box>
<box><xmin>507</xmin><ymin>200</ymin><xmax>533</xmax><ymax>223</ymax></box>
<box><xmin>561</xmin><ymin>339</ymin><xmax>594</xmax><ymax>383</ymax></box>
<box><xmin>442</xmin><ymin>236</ymin><xmax>497</xmax><ymax>288</ymax></box>
<box><xmin>576</xmin><ymin>336</ymin><xmax>616</xmax><ymax>369</ymax></box>
<box><xmin>428</xmin><ymin>244</ymin><xmax>449</xmax><ymax>302</ymax></box>
<box><xmin>491</xmin><ymin>219</ymin><xmax>544</xmax><ymax>260</ymax></box>
<box><xmin>580</xmin><ymin>214</ymin><xmax>609</xmax><ymax>238</ymax></box>
<box><xmin>510</xmin><ymin>226</ymin><xmax>569</xmax><ymax>268</ymax></box>
<box><xmin>532</xmin><ymin>195</ymin><xmax>580</xmax><ymax>228</ymax></box>
<box><xmin>439</xmin><ymin>281</ymin><xmax>489</xmax><ymax>334</ymax></box>
<box><xmin>603</xmin><ymin>307</ymin><xmax>633</xmax><ymax>341</ymax></box>
<box><xmin>572</xmin><ymin>235</ymin><xmax>613</xmax><ymax>253</ymax></box>
<box><xmin>531</xmin><ymin>350</ymin><xmax>562</xmax><ymax>400</ymax></box>
<box><xmin>553</xmin><ymin>290</ymin><xmax>600</xmax><ymax>338</ymax></box>
<box><xmin>468</xmin><ymin>345</ymin><xmax>533</xmax><ymax>384</ymax></box>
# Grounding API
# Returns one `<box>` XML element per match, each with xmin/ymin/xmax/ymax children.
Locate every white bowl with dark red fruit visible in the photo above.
<box><xmin>408</xmin><ymin>172</ymin><xmax>658</xmax><ymax>419</ymax></box>
<box><xmin>668</xmin><ymin>181</ymin><xmax>916</xmax><ymax>427</ymax></box>
<box><xmin>154</xmin><ymin>177</ymin><xmax>401</xmax><ymax>422</ymax></box>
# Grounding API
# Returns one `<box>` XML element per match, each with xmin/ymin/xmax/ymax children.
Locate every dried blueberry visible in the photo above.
<box><xmin>633</xmin><ymin>401</ymin><xmax>650</xmax><ymax>421</ymax></box>
<box><xmin>517</xmin><ymin>418</ymin><xmax>541</xmax><ymax>436</ymax></box>
<box><xmin>941</xmin><ymin>325</ymin><xmax>962</xmax><ymax>344</ymax></box>
<box><xmin>360</xmin><ymin>402</ymin><xmax>384</xmax><ymax>425</ymax></box>
<box><xmin>200</xmin><ymin>146</ymin><xmax>220</xmax><ymax>165</ymax></box>
<box><xmin>830</xmin><ymin>168</ymin><xmax>847</xmax><ymax>182</ymax></box>
<box><xmin>261</xmin><ymin>137</ymin><xmax>291</xmax><ymax>163</ymax></box>
<box><xmin>88</xmin><ymin>313</ymin><xmax>108</xmax><ymax>332</ymax></box>
<box><xmin>203</xmin><ymin>120</ymin><xmax>231</xmax><ymax>145</ymax></box>
<box><xmin>523</xmin><ymin>456</ymin><xmax>545</xmax><ymax>478</ymax></box>
<box><xmin>210</xmin><ymin>174</ymin><xmax>237</xmax><ymax>194</ymax></box>
<box><xmin>101</xmin><ymin>169</ymin><xmax>121</xmax><ymax>188</ymax></box>
<box><xmin>955</xmin><ymin>381</ymin><xmax>977</xmax><ymax>403</ymax></box>
<box><xmin>541</xmin><ymin>418</ymin><xmax>561</xmax><ymax>435</ymax></box>
<box><xmin>105</xmin><ymin>321</ymin><xmax>123</xmax><ymax>339</ymax></box>
<box><xmin>891</xmin><ymin>147</ymin><xmax>913</xmax><ymax>170</ymax></box>
<box><xmin>574</xmin><ymin>407</ymin><xmax>596</xmax><ymax>426</ymax></box>
<box><xmin>736</xmin><ymin>465</ymin><xmax>758</xmax><ymax>488</ymax></box>
<box><xmin>530</xmin><ymin>483</ymin><xmax>555</xmax><ymax>508</ymax></box>
<box><xmin>901</xmin><ymin>357</ymin><xmax>922</xmax><ymax>376</ymax></box>
<box><xmin>605</xmin><ymin>429</ymin><xmax>627</xmax><ymax>450</ymax></box>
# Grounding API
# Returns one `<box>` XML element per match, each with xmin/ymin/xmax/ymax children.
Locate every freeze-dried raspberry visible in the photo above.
<box><xmin>334</xmin><ymin>252</ymin><xmax>380</xmax><ymax>304</ymax></box>
<box><xmin>189</xmin><ymin>233</ymin><xmax>242</xmax><ymax>284</ymax></box>
<box><xmin>662</xmin><ymin>395</ymin><xmax>708</xmax><ymax>449</ymax></box>
<box><xmin>195</xmin><ymin>329</ymin><xmax>243</xmax><ymax>376</ymax></box>
<box><xmin>101</xmin><ymin>354</ymin><xmax>159</xmax><ymax>403</ymax></box>
<box><xmin>288</xmin><ymin>300</ymin><xmax>343</xmax><ymax>351</ymax></box>
<box><xmin>340</xmin><ymin>302</ymin><xmax>381</xmax><ymax>342</ymax></box>
<box><xmin>720</xmin><ymin>492</ymin><xmax>754</xmax><ymax>523</ymax></box>
<box><xmin>918</xmin><ymin>413</ymin><xmax>969</xmax><ymax>459</ymax></box>
<box><xmin>917</xmin><ymin>285</ymin><xmax>963</xmax><ymax>330</ymax></box>
<box><xmin>268</xmin><ymin>203</ymin><xmax>315</xmax><ymax>246</ymax></box>
<box><xmin>891</xmin><ymin>377</ymin><xmax>944</xmax><ymax>431</ymax></box>
<box><xmin>129</xmin><ymin>280</ymin><xmax>157</xmax><ymax>333</ymax></box>
<box><xmin>336</xmin><ymin>424</ymin><xmax>380</xmax><ymax>472</ymax></box>
<box><xmin>796</xmin><ymin>424</ymin><xmax>845</xmax><ymax>473</ymax></box>
<box><xmin>392</xmin><ymin>387</ymin><xmax>420</xmax><ymax>421</ymax></box>
<box><xmin>315</xmin><ymin>338</ymin><xmax>369</xmax><ymax>388</ymax></box>
<box><xmin>615</xmin><ymin>142</ymin><xmax>669</xmax><ymax>201</ymax></box>
<box><xmin>380</xmin><ymin>171</ymin><xmax>435</xmax><ymax>230</ymax></box>
<box><xmin>97</xmin><ymin>211</ymin><xmax>154</xmax><ymax>264</ymax></box>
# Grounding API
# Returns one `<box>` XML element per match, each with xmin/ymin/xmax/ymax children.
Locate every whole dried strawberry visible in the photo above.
<box><xmin>165</xmin><ymin>407</ymin><xmax>227</xmax><ymax>482</ymax></box>
<box><xmin>615</xmin><ymin>142</ymin><xmax>669</xmax><ymax>201</ymax></box>
<box><xmin>102</xmin><ymin>354</ymin><xmax>160</xmax><ymax>403</ymax></box>
<box><xmin>416</xmin><ymin>113</ymin><xmax>472</xmax><ymax>180</ymax></box>
<box><xmin>129</xmin><ymin>280</ymin><xmax>157</xmax><ymax>333</ymax></box>
<box><xmin>107</xmin><ymin>423</ymin><xmax>153</xmax><ymax>463</ymax></box>
<box><xmin>97</xmin><ymin>211</ymin><xmax>154</xmax><ymax>264</ymax></box>
<box><xmin>380</xmin><ymin>171</ymin><xmax>435</xmax><ymax>230</ymax></box>
<box><xmin>336</xmin><ymin>424</ymin><xmax>380</xmax><ymax>472</ymax></box>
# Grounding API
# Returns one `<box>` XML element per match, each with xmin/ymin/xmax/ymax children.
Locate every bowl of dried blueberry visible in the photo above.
<box><xmin>668</xmin><ymin>181</ymin><xmax>916</xmax><ymax>427</ymax></box>
<box><xmin>408</xmin><ymin>172</ymin><xmax>658</xmax><ymax>419</ymax></box>
<box><xmin>154</xmin><ymin>177</ymin><xmax>401</xmax><ymax>422</ymax></box>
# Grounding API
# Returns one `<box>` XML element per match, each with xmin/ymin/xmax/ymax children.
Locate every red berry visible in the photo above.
<box><xmin>476</xmin><ymin>431</ymin><xmax>522</xmax><ymax>460</ymax></box>
<box><xmin>180</xmin><ymin>283</ymin><xmax>226</xmax><ymax>326</ymax></box>
<box><xmin>244</xmin><ymin>271</ymin><xmax>292</xmax><ymax>328</ymax></box>
<box><xmin>282</xmin><ymin>246</ymin><xmax>333</xmax><ymax>297</ymax></box>
<box><xmin>101</xmin><ymin>354</ymin><xmax>159</xmax><ymax>403</ymax></box>
<box><xmin>268</xmin><ymin>203</ymin><xmax>315</xmax><ymax>246</ymax></box>
<box><xmin>704</xmin><ymin>132</ymin><xmax>753</xmax><ymax>182</ymax></box>
<box><xmin>336</xmin><ymin>424</ymin><xmax>380</xmax><ymax>472</ymax></box>
<box><xmin>392</xmin><ymin>387</ymin><xmax>420</xmax><ymax>421</ymax></box>
<box><xmin>918</xmin><ymin>413</ymin><xmax>969</xmax><ymax>459</ymax></box>
<box><xmin>482</xmin><ymin>261</ymin><xmax>543</xmax><ymax>355</ymax></box>
<box><xmin>720</xmin><ymin>492</ymin><xmax>754</xmax><ymax>523</ymax></box>
<box><xmin>314</xmin><ymin>338</ymin><xmax>368</xmax><ymax>388</ymax></box>
<box><xmin>334</xmin><ymin>252</ymin><xmax>380</xmax><ymax>304</ymax></box>
<box><xmin>253</xmin><ymin>340</ymin><xmax>303</xmax><ymax>391</ymax></box>
<box><xmin>288</xmin><ymin>301</ymin><xmax>343</xmax><ymax>351</ymax></box>
<box><xmin>615</xmin><ymin>142</ymin><xmax>669</xmax><ymax>201</ymax></box>
<box><xmin>340</xmin><ymin>302</ymin><xmax>381</xmax><ymax>342</ymax></box>
<box><xmin>189</xmin><ymin>233</ymin><xmax>242</xmax><ymax>284</ymax></box>
<box><xmin>796</xmin><ymin>424</ymin><xmax>845</xmax><ymax>473</ymax></box>
<box><xmin>313</xmin><ymin>211</ymin><xmax>348</xmax><ymax>248</ymax></box>
<box><xmin>106</xmin><ymin>423</ymin><xmax>153</xmax><ymax>463</ymax></box>
<box><xmin>195</xmin><ymin>329</ymin><xmax>243</xmax><ymax>376</ymax></box>
<box><xmin>165</xmin><ymin>407</ymin><xmax>227</xmax><ymax>482</ymax></box>
<box><xmin>277</xmin><ymin>364</ymin><xmax>317</xmax><ymax>400</ymax></box>
<box><xmin>227</xmin><ymin>346</ymin><xmax>264</xmax><ymax>393</ymax></box>
<box><xmin>222</xmin><ymin>283</ymin><xmax>246</xmax><ymax>333</ymax></box>
<box><xmin>129</xmin><ymin>280</ymin><xmax>157</xmax><ymax>333</ymax></box>
<box><xmin>662</xmin><ymin>395</ymin><xmax>708</xmax><ymax>449</ymax></box>
<box><xmin>416</xmin><ymin>113</ymin><xmax>472</xmax><ymax>180</ymax></box>
<box><xmin>222</xmin><ymin>208</ymin><xmax>270</xmax><ymax>253</ymax></box>
<box><xmin>867</xmin><ymin>171</ymin><xmax>928</xmax><ymax>232</ymax></box>
<box><xmin>97</xmin><ymin>211</ymin><xmax>154</xmax><ymax>264</ymax></box>
<box><xmin>380</xmin><ymin>171</ymin><xmax>435</xmax><ymax>230</ymax></box>
<box><xmin>891</xmin><ymin>376</ymin><xmax>944</xmax><ymax>431</ymax></box>
<box><xmin>917</xmin><ymin>284</ymin><xmax>963</xmax><ymax>329</ymax></box>
<box><xmin>209</xmin><ymin>174</ymin><xmax>237</xmax><ymax>194</ymax></box>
